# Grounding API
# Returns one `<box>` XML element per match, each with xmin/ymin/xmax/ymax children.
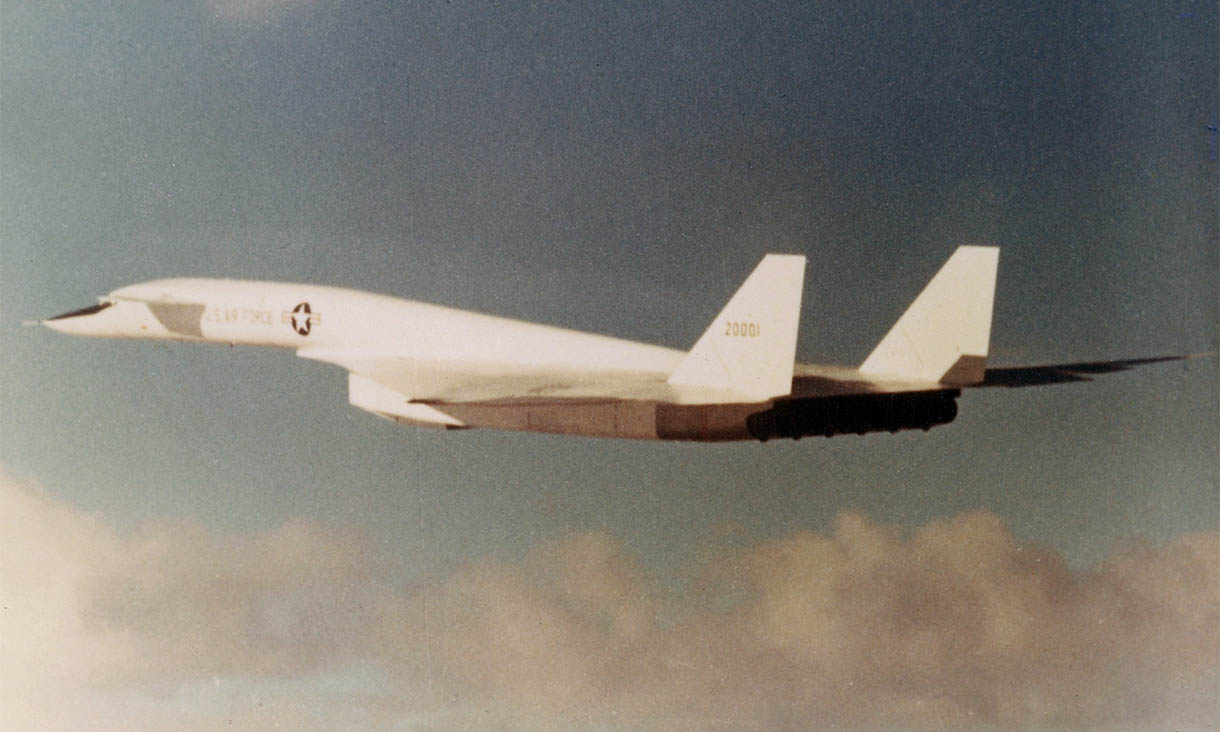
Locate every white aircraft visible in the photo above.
<box><xmin>41</xmin><ymin>246</ymin><xmax>1194</xmax><ymax>441</ymax></box>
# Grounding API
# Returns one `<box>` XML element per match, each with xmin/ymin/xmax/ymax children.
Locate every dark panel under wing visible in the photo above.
<box><xmin>745</xmin><ymin>390</ymin><xmax>960</xmax><ymax>441</ymax></box>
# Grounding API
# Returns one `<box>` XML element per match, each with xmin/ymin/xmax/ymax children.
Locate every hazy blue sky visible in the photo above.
<box><xmin>2</xmin><ymin>1</ymin><xmax>1217</xmax><ymax>729</ymax></box>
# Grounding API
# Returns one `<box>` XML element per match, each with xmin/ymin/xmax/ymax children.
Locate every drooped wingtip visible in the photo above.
<box><xmin>1182</xmin><ymin>350</ymin><xmax>1218</xmax><ymax>361</ymax></box>
<box><xmin>981</xmin><ymin>351</ymin><xmax>1217</xmax><ymax>388</ymax></box>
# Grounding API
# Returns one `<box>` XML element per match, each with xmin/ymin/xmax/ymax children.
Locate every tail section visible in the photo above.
<box><xmin>668</xmin><ymin>254</ymin><xmax>806</xmax><ymax>401</ymax></box>
<box><xmin>859</xmin><ymin>246</ymin><xmax>999</xmax><ymax>385</ymax></box>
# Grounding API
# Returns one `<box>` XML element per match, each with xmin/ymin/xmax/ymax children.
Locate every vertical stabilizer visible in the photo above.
<box><xmin>667</xmin><ymin>254</ymin><xmax>806</xmax><ymax>401</ymax></box>
<box><xmin>859</xmin><ymin>245</ymin><xmax>999</xmax><ymax>385</ymax></box>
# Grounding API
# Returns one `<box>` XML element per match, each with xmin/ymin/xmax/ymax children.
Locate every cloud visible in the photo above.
<box><xmin>2</xmin><ymin>472</ymin><xmax>1216</xmax><ymax>731</ymax></box>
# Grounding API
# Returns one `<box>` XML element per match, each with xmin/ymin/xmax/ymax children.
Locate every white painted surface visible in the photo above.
<box><xmin>859</xmin><ymin>246</ymin><xmax>999</xmax><ymax>383</ymax></box>
<box><xmin>667</xmin><ymin>254</ymin><xmax>806</xmax><ymax>402</ymax></box>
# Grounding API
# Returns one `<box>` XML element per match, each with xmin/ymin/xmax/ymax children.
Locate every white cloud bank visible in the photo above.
<box><xmin>2</xmin><ymin>471</ymin><xmax>1216</xmax><ymax>731</ymax></box>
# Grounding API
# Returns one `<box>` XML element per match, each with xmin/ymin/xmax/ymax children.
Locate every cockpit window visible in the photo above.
<box><xmin>47</xmin><ymin>301</ymin><xmax>113</xmax><ymax>321</ymax></box>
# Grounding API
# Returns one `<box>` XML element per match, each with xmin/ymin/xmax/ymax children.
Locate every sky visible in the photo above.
<box><xmin>1</xmin><ymin>1</ymin><xmax>1217</xmax><ymax>729</ymax></box>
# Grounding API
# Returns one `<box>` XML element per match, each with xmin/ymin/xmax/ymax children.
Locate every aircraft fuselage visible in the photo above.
<box><xmin>43</xmin><ymin>250</ymin><xmax>1012</xmax><ymax>441</ymax></box>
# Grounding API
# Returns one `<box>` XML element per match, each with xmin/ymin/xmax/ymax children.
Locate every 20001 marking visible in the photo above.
<box><xmin>725</xmin><ymin>321</ymin><xmax>760</xmax><ymax>337</ymax></box>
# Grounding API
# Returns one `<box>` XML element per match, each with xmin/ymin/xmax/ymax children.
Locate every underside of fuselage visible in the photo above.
<box><xmin>411</xmin><ymin>389</ymin><xmax>961</xmax><ymax>442</ymax></box>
